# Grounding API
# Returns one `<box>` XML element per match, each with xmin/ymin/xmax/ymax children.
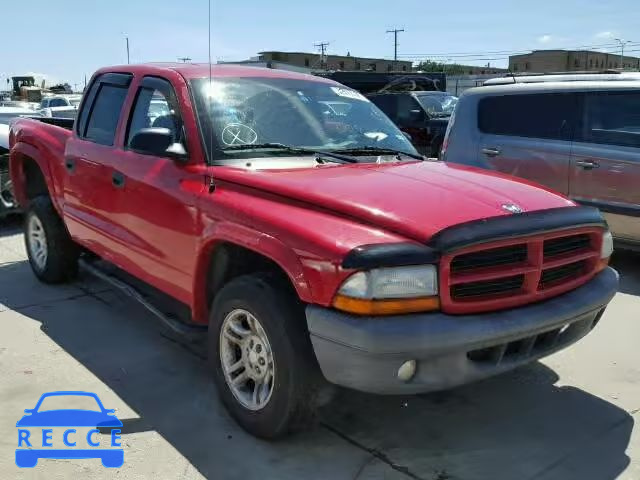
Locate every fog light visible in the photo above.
<box><xmin>397</xmin><ymin>360</ymin><xmax>417</xmax><ymax>382</ymax></box>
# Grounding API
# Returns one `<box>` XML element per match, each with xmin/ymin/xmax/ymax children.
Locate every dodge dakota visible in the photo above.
<box><xmin>9</xmin><ymin>63</ymin><xmax>618</xmax><ymax>438</ymax></box>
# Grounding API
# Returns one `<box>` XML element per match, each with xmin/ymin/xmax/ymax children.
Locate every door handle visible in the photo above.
<box><xmin>481</xmin><ymin>147</ymin><xmax>501</xmax><ymax>157</ymax></box>
<box><xmin>64</xmin><ymin>158</ymin><xmax>75</xmax><ymax>173</ymax></box>
<box><xmin>576</xmin><ymin>160</ymin><xmax>600</xmax><ymax>170</ymax></box>
<box><xmin>112</xmin><ymin>171</ymin><xmax>125</xmax><ymax>189</ymax></box>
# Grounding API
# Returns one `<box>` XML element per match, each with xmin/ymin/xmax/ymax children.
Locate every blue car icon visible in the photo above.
<box><xmin>16</xmin><ymin>391</ymin><xmax>123</xmax><ymax>468</ymax></box>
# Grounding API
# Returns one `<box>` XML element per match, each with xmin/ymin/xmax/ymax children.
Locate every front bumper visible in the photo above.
<box><xmin>306</xmin><ymin>267</ymin><xmax>618</xmax><ymax>394</ymax></box>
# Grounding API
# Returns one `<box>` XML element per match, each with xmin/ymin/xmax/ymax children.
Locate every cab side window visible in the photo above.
<box><xmin>79</xmin><ymin>73</ymin><xmax>133</xmax><ymax>146</ymax></box>
<box><xmin>479</xmin><ymin>93</ymin><xmax>577</xmax><ymax>141</ymax></box>
<box><xmin>581</xmin><ymin>91</ymin><xmax>640</xmax><ymax>148</ymax></box>
<box><xmin>85</xmin><ymin>86</ymin><xmax>129</xmax><ymax>145</ymax></box>
<box><xmin>126</xmin><ymin>78</ymin><xmax>184</xmax><ymax>151</ymax></box>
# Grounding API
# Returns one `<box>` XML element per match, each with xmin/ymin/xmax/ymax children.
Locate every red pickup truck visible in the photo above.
<box><xmin>9</xmin><ymin>64</ymin><xmax>618</xmax><ymax>439</ymax></box>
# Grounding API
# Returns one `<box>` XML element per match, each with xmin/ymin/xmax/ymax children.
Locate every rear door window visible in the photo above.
<box><xmin>84</xmin><ymin>86</ymin><xmax>129</xmax><ymax>145</ymax></box>
<box><xmin>580</xmin><ymin>91</ymin><xmax>640</xmax><ymax>148</ymax></box>
<box><xmin>478</xmin><ymin>93</ymin><xmax>577</xmax><ymax>140</ymax></box>
<box><xmin>78</xmin><ymin>73</ymin><xmax>133</xmax><ymax>146</ymax></box>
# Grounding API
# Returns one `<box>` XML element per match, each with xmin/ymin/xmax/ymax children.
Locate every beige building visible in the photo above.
<box><xmin>509</xmin><ymin>49</ymin><xmax>640</xmax><ymax>73</ymax></box>
<box><xmin>257</xmin><ymin>51</ymin><xmax>413</xmax><ymax>72</ymax></box>
<box><xmin>454</xmin><ymin>65</ymin><xmax>508</xmax><ymax>75</ymax></box>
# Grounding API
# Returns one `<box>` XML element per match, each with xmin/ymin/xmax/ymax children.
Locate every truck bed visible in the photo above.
<box><xmin>27</xmin><ymin>116</ymin><xmax>75</xmax><ymax>130</ymax></box>
<box><xmin>9</xmin><ymin>117</ymin><xmax>74</xmax><ymax>208</ymax></box>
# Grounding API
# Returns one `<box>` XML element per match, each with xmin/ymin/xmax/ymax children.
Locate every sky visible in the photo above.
<box><xmin>2</xmin><ymin>0</ymin><xmax>638</xmax><ymax>89</ymax></box>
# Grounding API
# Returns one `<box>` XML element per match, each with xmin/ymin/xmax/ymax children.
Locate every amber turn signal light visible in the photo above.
<box><xmin>332</xmin><ymin>294</ymin><xmax>440</xmax><ymax>316</ymax></box>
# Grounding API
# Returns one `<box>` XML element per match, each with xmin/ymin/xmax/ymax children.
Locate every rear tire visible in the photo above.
<box><xmin>0</xmin><ymin>156</ymin><xmax>16</xmax><ymax>218</ymax></box>
<box><xmin>208</xmin><ymin>273</ymin><xmax>320</xmax><ymax>439</ymax></box>
<box><xmin>24</xmin><ymin>196</ymin><xmax>79</xmax><ymax>283</ymax></box>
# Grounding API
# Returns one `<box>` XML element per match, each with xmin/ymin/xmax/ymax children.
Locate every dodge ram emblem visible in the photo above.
<box><xmin>502</xmin><ymin>203</ymin><xmax>524</xmax><ymax>214</ymax></box>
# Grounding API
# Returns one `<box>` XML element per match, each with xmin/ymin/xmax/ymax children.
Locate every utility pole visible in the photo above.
<box><xmin>386</xmin><ymin>28</ymin><xmax>404</xmax><ymax>71</ymax></box>
<box><xmin>442</xmin><ymin>58</ymin><xmax>451</xmax><ymax>74</ymax></box>
<box><xmin>614</xmin><ymin>38</ymin><xmax>632</xmax><ymax>69</ymax></box>
<box><xmin>178</xmin><ymin>57</ymin><xmax>192</xmax><ymax>63</ymax></box>
<box><xmin>314</xmin><ymin>42</ymin><xmax>329</xmax><ymax>70</ymax></box>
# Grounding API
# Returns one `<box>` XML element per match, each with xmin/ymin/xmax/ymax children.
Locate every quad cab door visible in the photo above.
<box><xmin>476</xmin><ymin>92</ymin><xmax>578</xmax><ymax>196</ymax></box>
<box><xmin>62</xmin><ymin>73</ymin><xmax>133</xmax><ymax>257</ymax></box>
<box><xmin>108</xmin><ymin>75</ymin><xmax>205</xmax><ymax>304</ymax></box>
<box><xmin>570</xmin><ymin>90</ymin><xmax>640</xmax><ymax>244</ymax></box>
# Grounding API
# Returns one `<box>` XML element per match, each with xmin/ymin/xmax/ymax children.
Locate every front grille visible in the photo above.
<box><xmin>452</xmin><ymin>274</ymin><xmax>524</xmax><ymax>299</ymax></box>
<box><xmin>539</xmin><ymin>261</ymin><xmax>587</xmax><ymax>289</ymax></box>
<box><xmin>441</xmin><ymin>228</ymin><xmax>602</xmax><ymax>314</ymax></box>
<box><xmin>544</xmin><ymin>234</ymin><xmax>591</xmax><ymax>258</ymax></box>
<box><xmin>451</xmin><ymin>244</ymin><xmax>527</xmax><ymax>273</ymax></box>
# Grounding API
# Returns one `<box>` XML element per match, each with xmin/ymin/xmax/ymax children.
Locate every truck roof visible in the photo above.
<box><xmin>464</xmin><ymin>79</ymin><xmax>640</xmax><ymax>97</ymax></box>
<box><xmin>94</xmin><ymin>63</ymin><xmax>338</xmax><ymax>84</ymax></box>
<box><xmin>483</xmin><ymin>71</ymin><xmax>640</xmax><ymax>86</ymax></box>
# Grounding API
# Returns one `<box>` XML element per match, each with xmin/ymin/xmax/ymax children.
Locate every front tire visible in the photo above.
<box><xmin>208</xmin><ymin>273</ymin><xmax>319</xmax><ymax>439</ymax></box>
<box><xmin>25</xmin><ymin>196</ymin><xmax>79</xmax><ymax>283</ymax></box>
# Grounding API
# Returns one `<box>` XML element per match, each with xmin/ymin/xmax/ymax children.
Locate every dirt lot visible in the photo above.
<box><xmin>0</xmin><ymin>217</ymin><xmax>638</xmax><ymax>480</ymax></box>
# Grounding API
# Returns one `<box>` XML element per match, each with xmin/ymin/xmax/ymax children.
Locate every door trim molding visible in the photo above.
<box><xmin>575</xmin><ymin>199</ymin><xmax>640</xmax><ymax>218</ymax></box>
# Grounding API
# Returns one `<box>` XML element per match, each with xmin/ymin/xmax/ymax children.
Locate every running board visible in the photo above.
<box><xmin>79</xmin><ymin>258</ymin><xmax>207</xmax><ymax>341</ymax></box>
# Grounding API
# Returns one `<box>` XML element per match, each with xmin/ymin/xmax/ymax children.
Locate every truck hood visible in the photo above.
<box><xmin>215</xmin><ymin>160</ymin><xmax>574</xmax><ymax>243</ymax></box>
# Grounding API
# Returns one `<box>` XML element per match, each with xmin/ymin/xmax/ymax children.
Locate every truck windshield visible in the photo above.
<box><xmin>190</xmin><ymin>77</ymin><xmax>418</xmax><ymax>161</ymax></box>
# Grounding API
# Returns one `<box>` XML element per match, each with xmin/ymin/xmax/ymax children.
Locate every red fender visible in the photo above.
<box><xmin>10</xmin><ymin>142</ymin><xmax>61</xmax><ymax>213</ymax></box>
<box><xmin>191</xmin><ymin>220</ymin><xmax>313</xmax><ymax>325</ymax></box>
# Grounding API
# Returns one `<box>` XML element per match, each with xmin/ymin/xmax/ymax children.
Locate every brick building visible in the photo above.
<box><xmin>257</xmin><ymin>51</ymin><xmax>413</xmax><ymax>72</ymax></box>
<box><xmin>509</xmin><ymin>49</ymin><xmax>640</xmax><ymax>73</ymax></box>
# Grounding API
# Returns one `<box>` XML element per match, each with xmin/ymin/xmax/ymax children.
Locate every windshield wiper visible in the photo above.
<box><xmin>330</xmin><ymin>146</ymin><xmax>424</xmax><ymax>160</ymax></box>
<box><xmin>222</xmin><ymin>143</ymin><xmax>358</xmax><ymax>164</ymax></box>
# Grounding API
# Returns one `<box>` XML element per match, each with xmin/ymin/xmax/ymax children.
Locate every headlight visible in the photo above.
<box><xmin>333</xmin><ymin>265</ymin><xmax>439</xmax><ymax>315</ymax></box>
<box><xmin>601</xmin><ymin>230</ymin><xmax>614</xmax><ymax>259</ymax></box>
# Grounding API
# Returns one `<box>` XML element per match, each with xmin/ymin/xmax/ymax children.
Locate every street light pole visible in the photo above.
<box><xmin>614</xmin><ymin>38</ymin><xmax>632</xmax><ymax>70</ymax></box>
<box><xmin>125</xmin><ymin>35</ymin><xmax>130</xmax><ymax>64</ymax></box>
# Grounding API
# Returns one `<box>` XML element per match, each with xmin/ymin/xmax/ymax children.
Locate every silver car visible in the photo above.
<box><xmin>442</xmin><ymin>72</ymin><xmax>640</xmax><ymax>250</ymax></box>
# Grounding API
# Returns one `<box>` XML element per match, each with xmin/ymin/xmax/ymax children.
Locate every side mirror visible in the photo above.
<box><xmin>129</xmin><ymin>128</ymin><xmax>186</xmax><ymax>160</ymax></box>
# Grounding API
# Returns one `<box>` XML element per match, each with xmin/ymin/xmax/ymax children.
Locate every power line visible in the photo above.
<box><xmin>395</xmin><ymin>41</ymin><xmax>640</xmax><ymax>59</ymax></box>
<box><xmin>386</xmin><ymin>28</ymin><xmax>404</xmax><ymax>70</ymax></box>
